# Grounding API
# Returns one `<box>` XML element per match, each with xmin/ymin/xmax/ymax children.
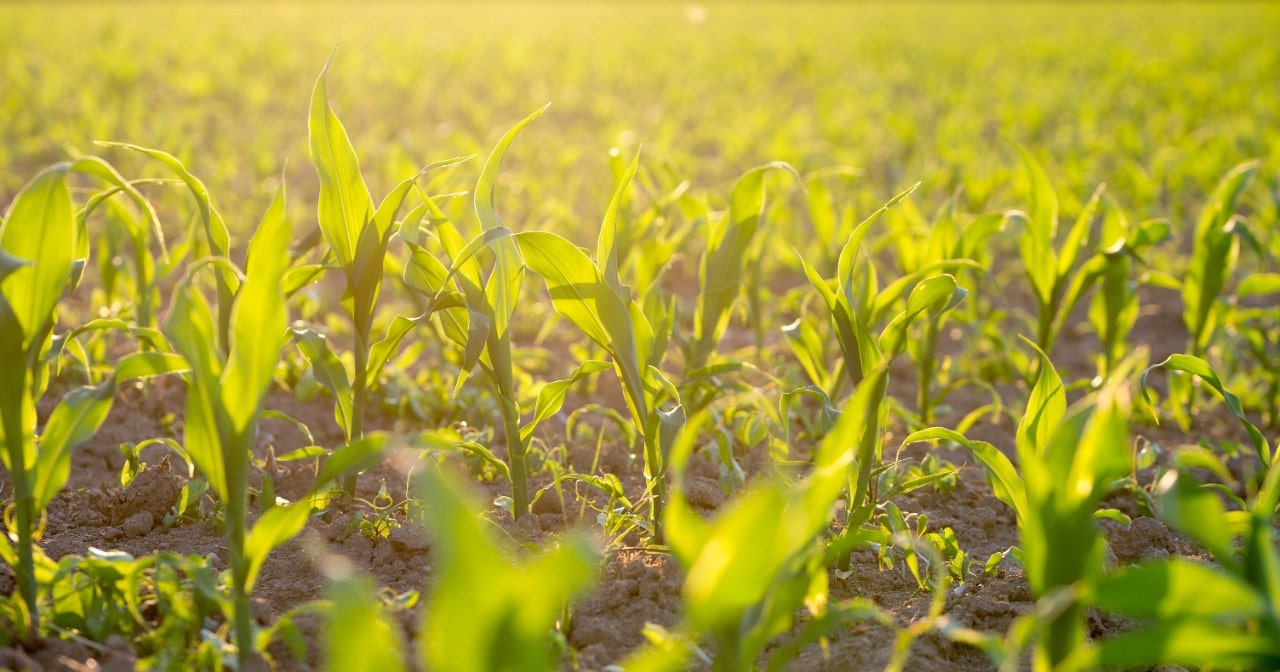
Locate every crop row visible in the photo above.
<box><xmin>1</xmin><ymin>59</ymin><xmax>1278</xmax><ymax>671</ymax></box>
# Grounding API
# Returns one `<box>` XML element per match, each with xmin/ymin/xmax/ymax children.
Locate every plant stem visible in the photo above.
<box><xmin>2</xmin><ymin>406</ymin><xmax>38</xmax><ymax>638</ymax></box>
<box><xmin>343</xmin><ymin>330</ymin><xmax>371</xmax><ymax>497</ymax></box>
<box><xmin>644</xmin><ymin>432</ymin><xmax>666</xmax><ymax>545</ymax></box>
<box><xmin>503</xmin><ymin>402</ymin><xmax>529</xmax><ymax>519</ymax></box>
<box><xmin>916</xmin><ymin>317</ymin><xmax>940</xmax><ymax>426</ymax></box>
<box><xmin>225</xmin><ymin>433</ymin><xmax>252</xmax><ymax>669</ymax></box>
<box><xmin>14</xmin><ymin>489</ymin><xmax>37</xmax><ymax>639</ymax></box>
<box><xmin>1037</xmin><ymin>298</ymin><xmax>1056</xmax><ymax>358</ymax></box>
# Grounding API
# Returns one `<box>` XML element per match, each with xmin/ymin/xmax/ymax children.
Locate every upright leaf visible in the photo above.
<box><xmin>309</xmin><ymin>55</ymin><xmax>374</xmax><ymax>269</ymax></box>
<box><xmin>0</xmin><ymin>164</ymin><xmax>74</xmax><ymax>348</ymax></box>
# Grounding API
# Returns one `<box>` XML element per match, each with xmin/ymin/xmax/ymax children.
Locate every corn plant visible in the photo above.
<box><xmin>418</xmin><ymin>461</ymin><xmax>597</xmax><ymax>672</ymax></box>
<box><xmin>296</xmin><ymin>55</ymin><xmax>467</xmax><ymax>496</ymax></box>
<box><xmin>1182</xmin><ymin>160</ymin><xmax>1260</xmax><ymax>358</ymax></box>
<box><xmin>164</xmin><ymin>183</ymin><xmax>385</xmax><ymax>666</ymax></box>
<box><xmin>426</xmin><ymin>106</ymin><xmax>567</xmax><ymax>519</ymax></box>
<box><xmin>0</xmin><ymin>159</ymin><xmax>188</xmax><ymax>635</ymax></box>
<box><xmin>792</xmin><ymin>188</ymin><xmax>969</xmax><ymax>416</ymax></box>
<box><xmin>322</xmin><ymin>561</ymin><xmax>409</xmax><ymax>672</ymax></box>
<box><xmin>1006</xmin><ymin>147</ymin><xmax>1109</xmax><ymax>362</ymax></box>
<box><xmin>904</xmin><ymin>341</ymin><xmax>1136</xmax><ymax>670</ymax></box>
<box><xmin>1087</xmin><ymin>196</ymin><xmax>1170</xmax><ymax>379</ymax></box>
<box><xmin>626</xmin><ymin>382</ymin><xmax>860</xmax><ymax>671</ymax></box>
<box><xmin>1139</xmin><ymin>354</ymin><xmax>1276</xmax><ymax>510</ymax></box>
<box><xmin>99</xmin><ymin>142</ymin><xmax>241</xmax><ymax>351</ymax></box>
<box><xmin>1069</xmin><ymin>360</ymin><xmax>1280</xmax><ymax>670</ymax></box>
<box><xmin>829</xmin><ymin>274</ymin><xmax>967</xmax><ymax>570</ymax></box>
<box><xmin>399</xmin><ymin>107</ymin><xmax>618</xmax><ymax>520</ymax></box>
<box><xmin>884</xmin><ymin>194</ymin><xmax>1000</xmax><ymax>424</ymax></box>
<box><xmin>1232</xmin><ymin>272</ymin><xmax>1280</xmax><ymax>428</ymax></box>
<box><xmin>680</xmin><ymin>162</ymin><xmax>798</xmax><ymax>414</ymax></box>
<box><xmin>512</xmin><ymin>153</ymin><xmax>687</xmax><ymax>542</ymax></box>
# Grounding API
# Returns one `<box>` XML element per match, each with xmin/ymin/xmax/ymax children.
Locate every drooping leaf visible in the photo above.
<box><xmin>244</xmin><ymin>502</ymin><xmax>313</xmax><ymax>591</ymax></box>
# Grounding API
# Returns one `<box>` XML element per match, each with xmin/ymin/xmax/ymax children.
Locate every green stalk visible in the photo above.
<box><xmin>916</xmin><ymin>316</ymin><xmax>941</xmax><ymax>426</ymax></box>
<box><xmin>131</xmin><ymin>232</ymin><xmax>154</xmax><ymax>331</ymax></box>
<box><xmin>643</xmin><ymin>432</ymin><xmax>666</xmax><ymax>545</ymax></box>
<box><xmin>1037</xmin><ymin>296</ymin><xmax>1056</xmax><ymax>357</ymax></box>
<box><xmin>342</xmin><ymin>321</ymin><xmax>372</xmax><ymax>496</ymax></box>
<box><xmin>499</xmin><ymin>393</ymin><xmax>528</xmax><ymax>519</ymax></box>
<box><xmin>223</xmin><ymin>442</ymin><xmax>252</xmax><ymax>669</ymax></box>
<box><xmin>3</xmin><ymin>430</ymin><xmax>37</xmax><ymax>637</ymax></box>
<box><xmin>712</xmin><ymin>630</ymin><xmax>744</xmax><ymax>672</ymax></box>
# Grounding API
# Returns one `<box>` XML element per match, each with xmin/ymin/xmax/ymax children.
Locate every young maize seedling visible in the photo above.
<box><xmin>0</xmin><ymin>160</ymin><xmax>188</xmax><ymax>636</ymax></box>
<box><xmin>297</xmin><ymin>54</ymin><xmax>468</xmax><ymax>496</ymax></box>
<box><xmin>1182</xmin><ymin>160</ymin><xmax>1260</xmax><ymax>358</ymax></box>
<box><xmin>417</xmin><ymin>461</ymin><xmax>597</xmax><ymax>672</ymax></box>
<box><xmin>1006</xmin><ymin>147</ymin><xmax>1108</xmax><ymax>363</ymax></box>
<box><xmin>793</xmin><ymin>181</ymin><xmax>921</xmax><ymax>397</ymax></box>
<box><xmin>831</xmin><ymin>273</ymin><xmax>967</xmax><ymax>570</ymax></box>
<box><xmin>510</xmin><ymin>149</ymin><xmax>686</xmax><ymax>542</ymax></box>
<box><xmin>1069</xmin><ymin>377</ymin><xmax>1279</xmax><ymax>670</ymax></box>
<box><xmin>401</xmin><ymin>107</ymin><xmax>616</xmax><ymax>520</ymax></box>
<box><xmin>99</xmin><ymin>143</ymin><xmax>239</xmax><ymax>352</ymax></box>
<box><xmin>1232</xmin><ymin>272</ymin><xmax>1280</xmax><ymax>428</ymax></box>
<box><xmin>884</xmin><ymin>193</ymin><xmax>1000</xmax><ymax>425</ymax></box>
<box><xmin>1140</xmin><ymin>354</ymin><xmax>1277</xmax><ymax>510</ymax></box>
<box><xmin>1087</xmin><ymin>196</ymin><xmax>1169</xmax><ymax>380</ymax></box>
<box><xmin>164</xmin><ymin>183</ymin><xmax>386</xmax><ymax>666</ymax></box>
<box><xmin>1167</xmin><ymin>160</ymin><xmax>1261</xmax><ymax>427</ymax></box>
<box><xmin>904</xmin><ymin>341</ymin><xmax>1137</xmax><ymax>671</ymax></box>
<box><xmin>321</xmin><ymin>558</ymin><xmax>409</xmax><ymax>672</ymax></box>
<box><xmin>632</xmin><ymin>387</ymin><xmax>858</xmax><ymax>672</ymax></box>
<box><xmin>681</xmin><ymin>162</ymin><xmax>798</xmax><ymax>415</ymax></box>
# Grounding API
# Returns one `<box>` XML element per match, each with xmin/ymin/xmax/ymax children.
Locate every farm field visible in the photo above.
<box><xmin>1</xmin><ymin>1</ymin><xmax>1279</xmax><ymax>671</ymax></box>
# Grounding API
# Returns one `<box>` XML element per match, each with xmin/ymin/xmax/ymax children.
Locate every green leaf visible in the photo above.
<box><xmin>1095</xmin><ymin>558</ymin><xmax>1265</xmax><ymax>620</ymax></box>
<box><xmin>1156</xmin><ymin>471</ymin><xmax>1236</xmax><ymax>567</ymax></box>
<box><xmin>1238</xmin><ymin>273</ymin><xmax>1280</xmax><ymax>297</ymax></box>
<box><xmin>902</xmin><ymin>427</ymin><xmax>1027</xmax><ymax>527</ymax></box>
<box><xmin>1016</xmin><ymin>337</ymin><xmax>1065</xmax><ymax>464</ymax></box>
<box><xmin>1141</xmin><ymin>354</ymin><xmax>1271</xmax><ymax>469</ymax></box>
<box><xmin>365</xmin><ymin>315</ymin><xmax>420</xmax><ymax>392</ymax></box>
<box><xmin>222</xmin><ymin>186</ymin><xmax>291</xmax><ymax>434</ymax></box>
<box><xmin>598</xmin><ymin>148</ymin><xmax>641</xmax><ymax>297</ymax></box>
<box><xmin>1184</xmin><ymin>160</ymin><xmax>1258</xmax><ymax>353</ymax></box>
<box><xmin>1065</xmin><ymin>619</ymin><xmax>1280</xmax><ymax>672</ymax></box>
<box><xmin>0</xmin><ymin>164</ymin><xmax>74</xmax><ymax>348</ymax></box>
<box><xmin>691</xmin><ymin>162</ymin><xmax>799</xmax><ymax>367</ymax></box>
<box><xmin>1016</xmin><ymin>145</ymin><xmax>1059</xmax><ymax>247</ymax></box>
<box><xmin>520</xmin><ymin>360</ymin><xmax>611</xmax><ymax>442</ymax></box>
<box><xmin>98</xmin><ymin>143</ymin><xmax>228</xmax><ymax>257</ymax></box>
<box><xmin>419</xmin><ymin>464</ymin><xmax>597</xmax><ymax>672</ymax></box>
<box><xmin>475</xmin><ymin>104</ymin><xmax>548</xmax><ymax>235</ymax></box>
<box><xmin>878</xmin><ymin>274</ymin><xmax>964</xmax><ymax>357</ymax></box>
<box><xmin>165</xmin><ymin>280</ymin><xmax>228</xmax><ymax>500</ymax></box>
<box><xmin>314</xmin><ymin>434</ymin><xmax>388</xmax><ymax>490</ymax></box>
<box><xmin>515</xmin><ymin>231</ymin><xmax>650</xmax><ymax>418</ymax></box>
<box><xmin>1057</xmin><ymin>183</ymin><xmax>1103</xmax><ymax>278</ymax></box>
<box><xmin>244</xmin><ymin>503</ymin><xmax>312</xmax><ymax>591</ymax></box>
<box><xmin>309</xmin><ymin>54</ymin><xmax>374</xmax><ymax>269</ymax></box>
<box><xmin>324</xmin><ymin>570</ymin><xmax>407</xmax><ymax>672</ymax></box>
<box><xmin>70</xmin><ymin>155</ymin><xmax>167</xmax><ymax>257</ymax></box>
<box><xmin>293</xmin><ymin>328</ymin><xmax>354</xmax><ymax>440</ymax></box>
<box><xmin>32</xmin><ymin>383</ymin><xmax>115</xmax><ymax>511</ymax></box>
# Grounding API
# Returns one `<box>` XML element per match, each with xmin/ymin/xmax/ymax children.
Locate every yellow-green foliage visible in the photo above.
<box><xmin>3</xmin><ymin>2</ymin><xmax>1277</xmax><ymax>243</ymax></box>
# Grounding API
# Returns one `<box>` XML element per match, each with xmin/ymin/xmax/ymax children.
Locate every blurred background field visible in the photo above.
<box><xmin>3</xmin><ymin>1</ymin><xmax>1277</xmax><ymax>241</ymax></box>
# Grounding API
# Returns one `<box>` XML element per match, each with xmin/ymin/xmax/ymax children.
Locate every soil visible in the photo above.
<box><xmin>3</xmin><ymin>285</ymin><xmax>1267</xmax><ymax>671</ymax></box>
